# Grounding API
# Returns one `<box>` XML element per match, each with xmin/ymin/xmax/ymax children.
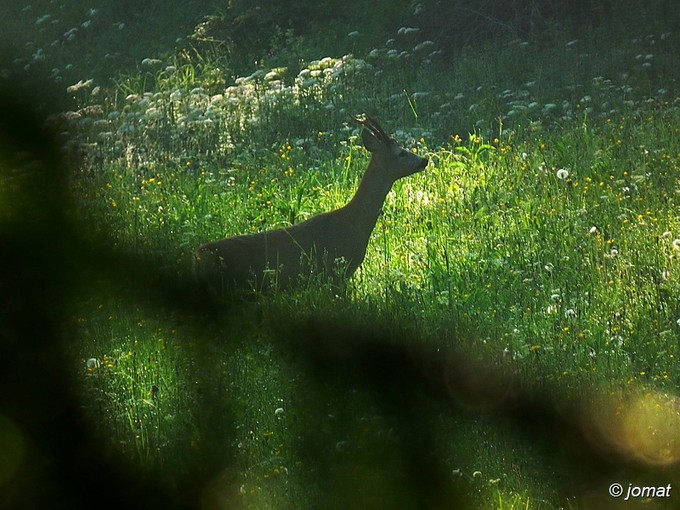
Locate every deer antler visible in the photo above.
<box><xmin>354</xmin><ymin>114</ymin><xmax>392</xmax><ymax>144</ymax></box>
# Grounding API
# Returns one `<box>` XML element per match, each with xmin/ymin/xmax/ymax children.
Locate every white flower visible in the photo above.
<box><xmin>264</xmin><ymin>70</ymin><xmax>279</xmax><ymax>81</ymax></box>
<box><xmin>66</xmin><ymin>79</ymin><xmax>94</xmax><ymax>94</ymax></box>
<box><xmin>672</xmin><ymin>239</ymin><xmax>680</xmax><ymax>250</ymax></box>
<box><xmin>589</xmin><ymin>226</ymin><xmax>598</xmax><ymax>235</ymax></box>
<box><xmin>397</xmin><ymin>27</ymin><xmax>420</xmax><ymax>36</ymax></box>
<box><xmin>64</xmin><ymin>28</ymin><xmax>78</xmax><ymax>41</ymax></box>
<box><xmin>414</xmin><ymin>40</ymin><xmax>435</xmax><ymax>52</ymax></box>
<box><xmin>556</xmin><ymin>168</ymin><xmax>569</xmax><ymax>180</ymax></box>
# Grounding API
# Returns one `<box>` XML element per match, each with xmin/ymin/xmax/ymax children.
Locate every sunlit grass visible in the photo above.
<box><xmin>45</xmin><ymin>11</ymin><xmax>680</xmax><ymax>509</ymax></box>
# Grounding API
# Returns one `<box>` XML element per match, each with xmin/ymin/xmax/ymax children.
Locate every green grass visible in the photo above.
<box><xmin>7</xmin><ymin>3</ymin><xmax>680</xmax><ymax>508</ymax></box>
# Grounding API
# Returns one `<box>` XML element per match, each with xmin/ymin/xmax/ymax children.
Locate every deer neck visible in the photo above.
<box><xmin>340</xmin><ymin>157</ymin><xmax>394</xmax><ymax>237</ymax></box>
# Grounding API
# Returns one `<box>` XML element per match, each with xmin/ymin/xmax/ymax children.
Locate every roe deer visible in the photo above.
<box><xmin>194</xmin><ymin>114</ymin><xmax>428</xmax><ymax>293</ymax></box>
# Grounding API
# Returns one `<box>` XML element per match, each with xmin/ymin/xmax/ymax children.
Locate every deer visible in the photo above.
<box><xmin>193</xmin><ymin>114</ymin><xmax>428</xmax><ymax>294</ymax></box>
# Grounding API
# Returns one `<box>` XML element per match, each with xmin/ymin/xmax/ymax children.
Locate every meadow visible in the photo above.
<box><xmin>5</xmin><ymin>2</ymin><xmax>680</xmax><ymax>508</ymax></box>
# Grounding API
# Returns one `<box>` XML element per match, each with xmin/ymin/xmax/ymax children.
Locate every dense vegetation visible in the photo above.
<box><xmin>2</xmin><ymin>1</ymin><xmax>680</xmax><ymax>508</ymax></box>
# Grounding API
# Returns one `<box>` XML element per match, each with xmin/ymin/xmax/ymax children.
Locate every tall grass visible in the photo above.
<box><xmin>50</xmin><ymin>12</ymin><xmax>680</xmax><ymax>510</ymax></box>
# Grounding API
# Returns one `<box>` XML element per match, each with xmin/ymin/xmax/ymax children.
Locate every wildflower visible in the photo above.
<box><xmin>86</xmin><ymin>358</ymin><xmax>100</xmax><ymax>370</ymax></box>
<box><xmin>556</xmin><ymin>168</ymin><xmax>569</xmax><ymax>180</ymax></box>
<box><xmin>397</xmin><ymin>27</ymin><xmax>420</xmax><ymax>36</ymax></box>
<box><xmin>64</xmin><ymin>28</ymin><xmax>78</xmax><ymax>41</ymax></box>
<box><xmin>414</xmin><ymin>40</ymin><xmax>435</xmax><ymax>52</ymax></box>
<box><xmin>672</xmin><ymin>239</ymin><xmax>680</xmax><ymax>250</ymax></box>
<box><xmin>66</xmin><ymin>78</ymin><xmax>94</xmax><ymax>94</ymax></box>
<box><xmin>588</xmin><ymin>226</ymin><xmax>598</xmax><ymax>235</ymax></box>
<box><xmin>564</xmin><ymin>308</ymin><xmax>577</xmax><ymax>319</ymax></box>
<box><xmin>141</xmin><ymin>58</ymin><xmax>162</xmax><ymax>67</ymax></box>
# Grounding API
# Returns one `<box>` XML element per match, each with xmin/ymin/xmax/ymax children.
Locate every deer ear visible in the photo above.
<box><xmin>361</xmin><ymin>128</ymin><xmax>380</xmax><ymax>152</ymax></box>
